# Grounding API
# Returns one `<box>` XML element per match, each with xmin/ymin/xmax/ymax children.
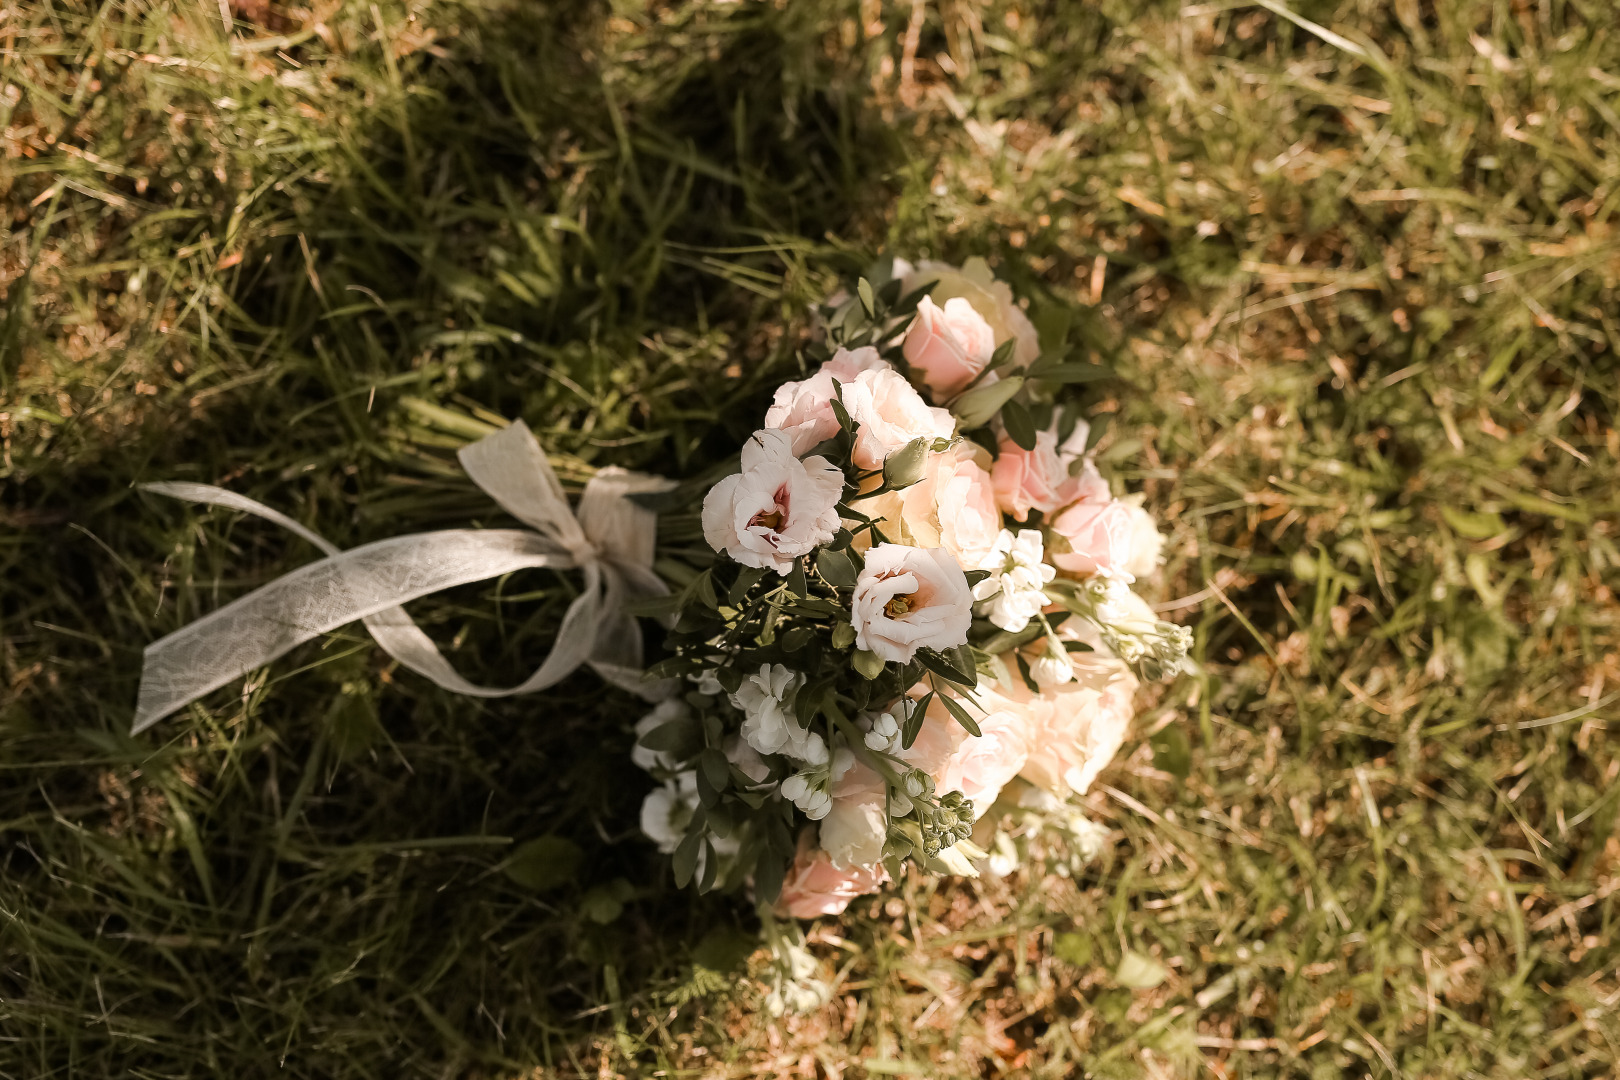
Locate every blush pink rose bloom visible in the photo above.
<box><xmin>934</xmin><ymin>685</ymin><xmax>1033</xmax><ymax>816</ymax></box>
<box><xmin>990</xmin><ymin>418</ymin><xmax>1095</xmax><ymax>522</ymax></box>
<box><xmin>702</xmin><ymin>428</ymin><xmax>845</xmax><ymax>573</ymax></box>
<box><xmin>850</xmin><ymin>543</ymin><xmax>973</xmax><ymax>663</ymax></box>
<box><xmin>999</xmin><ymin>652</ymin><xmax>1138</xmax><ymax>798</ymax></box>
<box><xmin>764</xmin><ymin>346</ymin><xmax>890</xmax><ymax>456</ymax></box>
<box><xmin>777</xmin><ymin>840</ymin><xmax>889</xmax><ymax>918</ymax></box>
<box><xmin>902</xmin><ymin>295</ymin><xmax>997</xmax><ymax>400</ymax></box>
<box><xmin>1046</xmin><ymin>497</ymin><xmax>1138</xmax><ymax>576</ymax></box>
<box><xmin>862</xmin><ymin>441</ymin><xmax>1000</xmax><ymax>564</ymax></box>
<box><xmin>843</xmin><ymin>367</ymin><xmax>956</xmax><ymax>471</ymax></box>
<box><xmin>897</xmin><ymin>256</ymin><xmax>1041</xmax><ymax>367</ymax></box>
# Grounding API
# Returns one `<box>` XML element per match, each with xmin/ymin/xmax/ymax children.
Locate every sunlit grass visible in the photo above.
<box><xmin>3</xmin><ymin>0</ymin><xmax>1617</xmax><ymax>1076</ymax></box>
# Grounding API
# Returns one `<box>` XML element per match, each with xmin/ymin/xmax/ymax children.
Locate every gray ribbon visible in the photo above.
<box><xmin>133</xmin><ymin>421</ymin><xmax>677</xmax><ymax>734</ymax></box>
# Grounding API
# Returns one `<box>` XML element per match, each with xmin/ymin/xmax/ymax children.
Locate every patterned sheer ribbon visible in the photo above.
<box><xmin>132</xmin><ymin>421</ymin><xmax>679</xmax><ymax>734</ymax></box>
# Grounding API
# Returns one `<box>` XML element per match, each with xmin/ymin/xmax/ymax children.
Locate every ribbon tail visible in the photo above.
<box><xmin>133</xmin><ymin>529</ymin><xmax>565</xmax><ymax>733</ymax></box>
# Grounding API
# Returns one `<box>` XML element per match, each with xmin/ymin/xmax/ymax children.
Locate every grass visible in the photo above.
<box><xmin>3</xmin><ymin>0</ymin><xmax>1619</xmax><ymax>1076</ymax></box>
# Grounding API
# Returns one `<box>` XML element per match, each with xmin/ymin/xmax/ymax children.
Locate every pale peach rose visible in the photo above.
<box><xmin>851</xmin><ymin>544</ymin><xmax>973</xmax><ymax>663</ymax></box>
<box><xmin>991</xmin><ymin>416</ymin><xmax>1096</xmax><ymax>522</ymax></box>
<box><xmin>764</xmin><ymin>346</ymin><xmax>889</xmax><ymax>456</ymax></box>
<box><xmin>999</xmin><ymin>652</ymin><xmax>1138</xmax><ymax>798</ymax></box>
<box><xmin>843</xmin><ymin>367</ymin><xmax>956</xmax><ymax>471</ymax></box>
<box><xmin>1046</xmin><ymin>497</ymin><xmax>1137</xmax><ymax>576</ymax></box>
<box><xmin>860</xmin><ymin>441</ymin><xmax>1000</xmax><ymax>563</ymax></box>
<box><xmin>934</xmin><ymin>685</ymin><xmax>1033</xmax><ymax>816</ymax></box>
<box><xmin>902</xmin><ymin>295</ymin><xmax>997</xmax><ymax>400</ymax></box>
<box><xmin>777</xmin><ymin>841</ymin><xmax>889</xmax><ymax>918</ymax></box>
<box><xmin>820</xmin><ymin>789</ymin><xmax>888</xmax><ymax>869</ymax></box>
<box><xmin>1118</xmin><ymin>502</ymin><xmax>1165</xmax><ymax>579</ymax></box>
<box><xmin>898</xmin><ymin>257</ymin><xmax>1041</xmax><ymax>366</ymax></box>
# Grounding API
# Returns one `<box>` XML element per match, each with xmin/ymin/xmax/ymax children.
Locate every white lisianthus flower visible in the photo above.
<box><xmin>851</xmin><ymin>543</ymin><xmax>973</xmax><ymax>663</ymax></box>
<box><xmin>639</xmin><ymin>772</ymin><xmax>699</xmax><ymax>853</ymax></box>
<box><xmin>701</xmin><ymin>428</ymin><xmax>845</xmax><ymax>574</ymax></box>
<box><xmin>972</xmin><ymin>528</ymin><xmax>1056</xmax><ymax>633</ymax></box>
<box><xmin>732</xmin><ymin>663</ymin><xmax>824</xmax><ymax>761</ymax></box>
<box><xmin>631</xmin><ymin>699</ymin><xmax>689</xmax><ymax>773</ymax></box>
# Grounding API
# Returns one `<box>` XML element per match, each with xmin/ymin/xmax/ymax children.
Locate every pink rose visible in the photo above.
<box><xmin>777</xmin><ymin>840</ymin><xmax>889</xmax><ymax>918</ymax></box>
<box><xmin>902</xmin><ymin>295</ymin><xmax>997</xmax><ymax>400</ymax></box>
<box><xmin>764</xmin><ymin>347</ymin><xmax>889</xmax><ymax>456</ymax></box>
<box><xmin>899</xmin><ymin>441</ymin><xmax>1002</xmax><ymax>566</ymax></box>
<box><xmin>843</xmin><ymin>367</ymin><xmax>956</xmax><ymax>471</ymax></box>
<box><xmin>991</xmin><ymin>429</ymin><xmax>1066</xmax><ymax>522</ymax></box>
<box><xmin>898</xmin><ymin>257</ymin><xmax>1041</xmax><ymax>367</ymax></box>
<box><xmin>1000</xmin><ymin>653</ymin><xmax>1138</xmax><ymax>798</ymax></box>
<box><xmin>1047</xmin><ymin>497</ymin><xmax>1137</xmax><ymax>576</ymax></box>
<box><xmin>991</xmin><ymin>416</ymin><xmax>1095</xmax><ymax>522</ymax></box>
<box><xmin>934</xmin><ymin>685</ymin><xmax>1032</xmax><ymax>816</ymax></box>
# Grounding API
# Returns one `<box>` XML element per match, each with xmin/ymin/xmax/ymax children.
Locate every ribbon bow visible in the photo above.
<box><xmin>132</xmin><ymin>421</ymin><xmax>678</xmax><ymax>734</ymax></box>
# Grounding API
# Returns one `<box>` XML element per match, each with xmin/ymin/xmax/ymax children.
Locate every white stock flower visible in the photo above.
<box><xmin>631</xmin><ymin>699</ymin><xmax>688</xmax><ymax>773</ymax></box>
<box><xmin>862</xmin><ymin>710</ymin><xmax>902</xmax><ymax>753</ymax></box>
<box><xmin>639</xmin><ymin>772</ymin><xmax>699</xmax><ymax>854</ymax></box>
<box><xmin>781</xmin><ymin>773</ymin><xmax>833</xmax><ymax>819</ymax></box>
<box><xmin>851</xmin><ymin>543</ymin><xmax>973</xmax><ymax>663</ymax></box>
<box><xmin>691</xmin><ymin>668</ymin><xmax>724</xmax><ymax>696</ymax></box>
<box><xmin>972</xmin><ymin>528</ymin><xmax>1056</xmax><ymax>633</ymax></box>
<box><xmin>733</xmin><ymin>664</ymin><xmax>824</xmax><ymax>762</ymax></box>
<box><xmin>701</xmin><ymin>428</ymin><xmax>845</xmax><ymax>573</ymax></box>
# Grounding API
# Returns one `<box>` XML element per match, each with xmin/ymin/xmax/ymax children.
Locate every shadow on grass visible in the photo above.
<box><xmin>0</xmin><ymin>2</ymin><xmax>901</xmax><ymax>1074</ymax></box>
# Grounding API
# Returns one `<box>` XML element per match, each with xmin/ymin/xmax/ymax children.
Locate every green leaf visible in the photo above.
<box><xmin>694</xmin><ymin>569</ymin><xmax>719</xmax><ymax>609</ymax></box>
<box><xmin>639</xmin><ymin>717</ymin><xmax>701</xmax><ymax>755</ymax></box>
<box><xmin>915</xmin><ymin>647</ymin><xmax>974</xmax><ymax>688</ymax></box>
<box><xmin>1001</xmin><ymin>397</ymin><xmax>1037</xmax><ymax>451</ymax></box>
<box><xmin>831</xmin><ymin>620</ymin><xmax>856</xmax><ymax>649</ymax></box>
<box><xmin>936</xmin><ymin>692</ymin><xmax>982</xmax><ymax>737</ymax></box>
<box><xmin>1150</xmin><ymin>722</ymin><xmax>1192</xmax><ymax>779</ymax></box>
<box><xmin>700</xmin><ymin>747</ymin><xmax>731</xmax><ymax>792</ymax></box>
<box><xmin>503</xmin><ymin>835</ymin><xmax>583</xmax><ymax>892</ymax></box>
<box><xmin>857</xmin><ymin>276</ymin><xmax>877</xmax><ymax>318</ymax></box>
<box><xmin>817</xmin><ymin>546</ymin><xmax>859</xmax><ymax>588</ymax></box>
<box><xmin>779</xmin><ymin>625</ymin><xmax>814</xmax><ymax>652</ymax></box>
<box><xmin>853</xmin><ymin>648</ymin><xmax>886</xmax><ymax>680</ymax></box>
<box><xmin>622</xmin><ymin>593</ymin><xmax>684</xmax><ymax>619</ymax></box>
<box><xmin>1031</xmin><ymin>362</ymin><xmax>1111</xmax><ymax>384</ymax></box>
<box><xmin>1014</xmin><ymin>651</ymin><xmax>1040</xmax><ymax>694</ymax></box>
<box><xmin>727</xmin><ymin>565</ymin><xmax>767</xmax><ymax>605</ymax></box>
<box><xmin>753</xmin><ymin>848</ymin><xmax>785</xmax><ymax>905</ymax></box>
<box><xmin>951</xmin><ymin>376</ymin><xmax>1025</xmax><ymax>429</ymax></box>
<box><xmin>901</xmin><ymin>692</ymin><xmax>932</xmax><ymax>749</ymax></box>
<box><xmin>963</xmin><ymin>569</ymin><xmax>991</xmax><ymax>589</ymax></box>
<box><xmin>1115</xmin><ymin>951</ymin><xmax>1168</xmax><ymax>989</ymax></box>
<box><xmin>1440</xmin><ymin>505</ymin><xmax>1505</xmax><ymax>540</ymax></box>
<box><xmin>580</xmin><ymin>881</ymin><xmax>630</xmax><ymax>924</ymax></box>
<box><xmin>785</xmin><ymin>559</ymin><xmax>807</xmax><ymax>597</ymax></box>
<box><xmin>672</xmin><ymin>829</ymin><xmax>703</xmax><ymax>889</ymax></box>
<box><xmin>1054</xmin><ymin>931</ymin><xmax>1093</xmax><ymax>967</ymax></box>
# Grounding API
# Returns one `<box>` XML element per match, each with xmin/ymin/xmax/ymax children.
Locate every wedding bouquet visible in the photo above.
<box><xmin>629</xmin><ymin>258</ymin><xmax>1189</xmax><ymax>918</ymax></box>
<box><xmin>127</xmin><ymin>252</ymin><xmax>1187</xmax><ymax>936</ymax></box>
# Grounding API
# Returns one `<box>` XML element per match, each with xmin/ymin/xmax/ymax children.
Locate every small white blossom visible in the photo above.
<box><xmin>631</xmin><ymin>699</ymin><xmax>688</xmax><ymax>773</ymax></box>
<box><xmin>732</xmin><ymin>664</ymin><xmax>823</xmax><ymax>761</ymax></box>
<box><xmin>862</xmin><ymin>710</ymin><xmax>901</xmax><ymax>753</ymax></box>
<box><xmin>973</xmin><ymin>529</ymin><xmax>1057</xmax><ymax>633</ymax></box>
<box><xmin>1067</xmin><ymin>814</ymin><xmax>1111</xmax><ymax>863</ymax></box>
<box><xmin>1030</xmin><ymin>638</ymin><xmax>1074</xmax><ymax>687</ymax></box>
<box><xmin>985</xmin><ymin>830</ymin><xmax>1020</xmax><ymax>878</ymax></box>
<box><xmin>639</xmin><ymin>772</ymin><xmax>698</xmax><ymax>853</ymax></box>
<box><xmin>780</xmin><ymin>773</ymin><xmax>833</xmax><ymax>819</ymax></box>
<box><xmin>691</xmin><ymin>668</ymin><xmax>724</xmax><ymax>696</ymax></box>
